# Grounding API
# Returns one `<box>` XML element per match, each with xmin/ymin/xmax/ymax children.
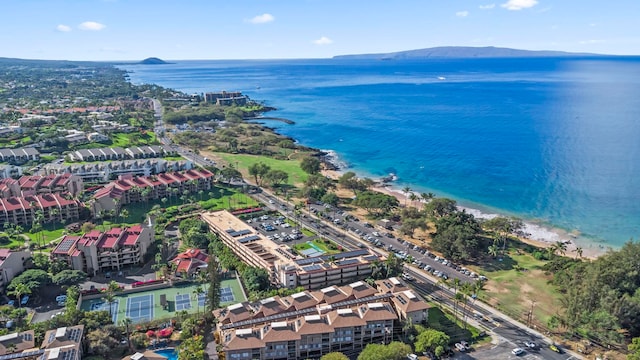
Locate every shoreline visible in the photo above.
<box><xmin>321</xmin><ymin>167</ymin><xmax>607</xmax><ymax>260</ymax></box>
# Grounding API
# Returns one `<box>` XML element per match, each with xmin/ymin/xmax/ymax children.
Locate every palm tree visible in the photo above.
<box><xmin>487</xmin><ymin>244</ymin><xmax>499</xmax><ymax>258</ymax></box>
<box><xmin>573</xmin><ymin>247</ymin><xmax>583</xmax><ymax>259</ymax></box>
<box><xmin>119</xmin><ymin>208</ymin><xmax>129</xmax><ymax>227</ymax></box>
<box><xmin>420</xmin><ymin>192</ymin><xmax>435</xmax><ymax>203</ymax></box>
<box><xmin>402</xmin><ymin>186</ymin><xmax>412</xmax><ymax>207</ymax></box>
<box><xmin>554</xmin><ymin>241</ymin><xmax>567</xmax><ymax>256</ymax></box>
<box><xmin>454</xmin><ymin>292</ymin><xmax>464</xmax><ymax>320</ymax></box>
<box><xmin>103</xmin><ymin>292</ymin><xmax>116</xmax><ymax>319</ymax></box>
<box><xmin>121</xmin><ymin>317</ymin><xmax>133</xmax><ymax>350</ymax></box>
<box><xmin>192</xmin><ymin>285</ymin><xmax>204</xmax><ymax>317</ymax></box>
<box><xmin>409</xmin><ymin>193</ymin><xmax>418</xmax><ymax>208</ymax></box>
<box><xmin>460</xmin><ymin>283</ymin><xmax>473</xmax><ymax>329</ymax></box>
<box><xmin>8</xmin><ymin>283</ymin><xmax>31</xmax><ymax>308</ymax></box>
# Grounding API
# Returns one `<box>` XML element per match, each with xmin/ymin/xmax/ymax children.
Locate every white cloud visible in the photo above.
<box><xmin>56</xmin><ymin>24</ymin><xmax>71</xmax><ymax>32</ymax></box>
<box><xmin>456</xmin><ymin>11</ymin><xmax>469</xmax><ymax>17</ymax></box>
<box><xmin>313</xmin><ymin>36</ymin><xmax>333</xmax><ymax>45</ymax></box>
<box><xmin>479</xmin><ymin>4</ymin><xmax>496</xmax><ymax>9</ymax></box>
<box><xmin>78</xmin><ymin>21</ymin><xmax>106</xmax><ymax>31</ymax></box>
<box><xmin>248</xmin><ymin>13</ymin><xmax>274</xmax><ymax>24</ymax></box>
<box><xmin>501</xmin><ymin>0</ymin><xmax>538</xmax><ymax>10</ymax></box>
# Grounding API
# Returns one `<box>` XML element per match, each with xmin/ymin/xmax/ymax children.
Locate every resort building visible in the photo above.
<box><xmin>0</xmin><ymin>165</ymin><xmax>22</xmax><ymax>180</ymax></box>
<box><xmin>40</xmin><ymin>325</ymin><xmax>84</xmax><ymax>360</ymax></box>
<box><xmin>0</xmin><ymin>330</ymin><xmax>35</xmax><ymax>356</ymax></box>
<box><xmin>90</xmin><ymin>168</ymin><xmax>214</xmax><ymax>216</ymax></box>
<box><xmin>0</xmin><ymin>193</ymin><xmax>81</xmax><ymax>227</ymax></box>
<box><xmin>68</xmin><ymin>146</ymin><xmax>175</xmax><ymax>162</ymax></box>
<box><xmin>213</xmin><ymin>279</ymin><xmax>430</xmax><ymax>360</ymax></box>
<box><xmin>201</xmin><ymin>210</ymin><xmax>384</xmax><ymax>289</ymax></box>
<box><xmin>171</xmin><ymin>248</ymin><xmax>209</xmax><ymax>277</ymax></box>
<box><xmin>51</xmin><ymin>222</ymin><xmax>154</xmax><ymax>275</ymax></box>
<box><xmin>0</xmin><ymin>174</ymin><xmax>84</xmax><ymax>198</ymax></box>
<box><xmin>0</xmin><ymin>147</ymin><xmax>40</xmax><ymax>164</ymax></box>
<box><xmin>0</xmin><ymin>249</ymin><xmax>31</xmax><ymax>292</ymax></box>
<box><xmin>204</xmin><ymin>91</ymin><xmax>248</xmax><ymax>106</ymax></box>
<box><xmin>43</xmin><ymin>159</ymin><xmax>193</xmax><ymax>182</ymax></box>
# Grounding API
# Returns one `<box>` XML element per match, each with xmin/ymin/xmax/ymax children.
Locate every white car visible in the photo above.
<box><xmin>524</xmin><ymin>341</ymin><xmax>536</xmax><ymax>348</ymax></box>
<box><xmin>511</xmin><ymin>348</ymin><xmax>525</xmax><ymax>356</ymax></box>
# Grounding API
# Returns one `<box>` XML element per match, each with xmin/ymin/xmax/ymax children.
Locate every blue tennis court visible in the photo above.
<box><xmin>175</xmin><ymin>293</ymin><xmax>191</xmax><ymax>311</ymax></box>
<box><xmin>90</xmin><ymin>300</ymin><xmax>119</xmax><ymax>323</ymax></box>
<box><xmin>198</xmin><ymin>293</ymin><xmax>206</xmax><ymax>307</ymax></box>
<box><xmin>220</xmin><ymin>287</ymin><xmax>234</xmax><ymax>303</ymax></box>
<box><xmin>126</xmin><ymin>294</ymin><xmax>154</xmax><ymax>323</ymax></box>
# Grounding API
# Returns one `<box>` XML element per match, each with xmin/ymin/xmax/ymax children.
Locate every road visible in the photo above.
<box><xmin>151</xmin><ymin>98</ymin><xmax>580</xmax><ymax>360</ymax></box>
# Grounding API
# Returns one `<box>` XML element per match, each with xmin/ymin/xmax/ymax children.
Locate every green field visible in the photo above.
<box><xmin>80</xmin><ymin>278</ymin><xmax>246</xmax><ymax>324</ymax></box>
<box><xmin>469</xmin><ymin>251</ymin><xmax>561</xmax><ymax>326</ymax></box>
<box><xmin>293</xmin><ymin>239</ymin><xmax>341</xmax><ymax>255</ymax></box>
<box><xmin>214</xmin><ymin>153</ymin><xmax>309</xmax><ymax>186</ymax></box>
<box><xmin>111</xmin><ymin>132</ymin><xmax>159</xmax><ymax>147</ymax></box>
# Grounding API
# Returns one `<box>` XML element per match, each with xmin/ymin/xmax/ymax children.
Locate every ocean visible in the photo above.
<box><xmin>119</xmin><ymin>57</ymin><xmax>640</xmax><ymax>249</ymax></box>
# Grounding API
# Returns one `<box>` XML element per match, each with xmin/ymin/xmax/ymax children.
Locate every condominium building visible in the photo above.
<box><xmin>213</xmin><ymin>279</ymin><xmax>430</xmax><ymax>360</ymax></box>
<box><xmin>0</xmin><ymin>330</ymin><xmax>35</xmax><ymax>355</ymax></box>
<box><xmin>68</xmin><ymin>146</ymin><xmax>175</xmax><ymax>162</ymax></box>
<box><xmin>0</xmin><ymin>193</ymin><xmax>81</xmax><ymax>227</ymax></box>
<box><xmin>201</xmin><ymin>210</ymin><xmax>383</xmax><ymax>289</ymax></box>
<box><xmin>0</xmin><ymin>165</ymin><xmax>22</xmax><ymax>180</ymax></box>
<box><xmin>0</xmin><ymin>174</ymin><xmax>84</xmax><ymax>198</ymax></box>
<box><xmin>90</xmin><ymin>168</ymin><xmax>214</xmax><ymax>215</ymax></box>
<box><xmin>0</xmin><ymin>249</ymin><xmax>31</xmax><ymax>292</ymax></box>
<box><xmin>40</xmin><ymin>325</ymin><xmax>84</xmax><ymax>360</ymax></box>
<box><xmin>0</xmin><ymin>147</ymin><xmax>40</xmax><ymax>164</ymax></box>
<box><xmin>43</xmin><ymin>159</ymin><xmax>193</xmax><ymax>182</ymax></box>
<box><xmin>51</xmin><ymin>222</ymin><xmax>153</xmax><ymax>275</ymax></box>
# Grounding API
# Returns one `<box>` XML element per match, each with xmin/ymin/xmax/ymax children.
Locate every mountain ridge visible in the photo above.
<box><xmin>333</xmin><ymin>46</ymin><xmax>611</xmax><ymax>60</ymax></box>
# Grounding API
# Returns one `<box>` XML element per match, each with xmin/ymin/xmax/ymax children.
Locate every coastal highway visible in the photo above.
<box><xmin>151</xmin><ymin>98</ymin><xmax>579</xmax><ymax>360</ymax></box>
<box><xmin>257</xmin><ymin>192</ymin><xmax>579</xmax><ymax>360</ymax></box>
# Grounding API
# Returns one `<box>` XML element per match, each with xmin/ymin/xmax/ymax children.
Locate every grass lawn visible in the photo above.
<box><xmin>111</xmin><ymin>132</ymin><xmax>159</xmax><ymax>147</ymax></box>
<box><xmin>467</xmin><ymin>250</ymin><xmax>561</xmax><ymax>327</ymax></box>
<box><xmin>213</xmin><ymin>153</ymin><xmax>309</xmax><ymax>186</ymax></box>
<box><xmin>428</xmin><ymin>306</ymin><xmax>484</xmax><ymax>343</ymax></box>
<box><xmin>24</xmin><ymin>227</ymin><xmax>68</xmax><ymax>246</ymax></box>
<box><xmin>293</xmin><ymin>239</ymin><xmax>341</xmax><ymax>255</ymax></box>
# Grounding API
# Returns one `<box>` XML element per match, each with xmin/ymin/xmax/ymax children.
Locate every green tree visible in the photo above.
<box><xmin>414</xmin><ymin>329</ymin><xmax>450</xmax><ymax>357</ymax></box>
<box><xmin>87</xmin><ymin>329</ymin><xmax>119</xmax><ymax>358</ymax></box>
<box><xmin>300</xmin><ymin>156</ymin><xmax>321</xmax><ymax>174</ymax></box>
<box><xmin>241</xmin><ymin>267</ymin><xmax>270</xmax><ymax>293</ymax></box>
<box><xmin>8</xmin><ymin>283</ymin><xmax>31</xmax><ymax>307</ymax></box>
<box><xmin>321</xmin><ymin>352</ymin><xmax>349</xmax><ymax>360</ymax></box>
<box><xmin>52</xmin><ymin>270</ymin><xmax>87</xmax><ymax>287</ymax></box>
<box><xmin>628</xmin><ymin>337</ymin><xmax>640</xmax><ymax>360</ymax></box>
<box><xmin>178</xmin><ymin>334</ymin><xmax>205</xmax><ymax>360</ymax></box>
<box><xmin>320</xmin><ymin>192</ymin><xmax>340</xmax><ymax>207</ymax></box>
<box><xmin>248</xmin><ymin>162</ymin><xmax>270</xmax><ymax>186</ymax></box>
<box><xmin>423</xmin><ymin>197</ymin><xmax>457</xmax><ymax>219</ymax></box>
<box><xmin>8</xmin><ymin>269</ymin><xmax>51</xmax><ymax>294</ymax></box>
<box><xmin>431</xmin><ymin>210</ymin><xmax>482</xmax><ymax>262</ymax></box>
<box><xmin>264</xmin><ymin>169</ymin><xmax>289</xmax><ymax>187</ymax></box>
<box><xmin>207</xmin><ymin>256</ymin><xmax>221</xmax><ymax>311</ymax></box>
<box><xmin>358</xmin><ymin>342</ymin><xmax>412</xmax><ymax>360</ymax></box>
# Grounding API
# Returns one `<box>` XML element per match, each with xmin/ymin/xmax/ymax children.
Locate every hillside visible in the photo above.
<box><xmin>333</xmin><ymin>46</ymin><xmax>605</xmax><ymax>60</ymax></box>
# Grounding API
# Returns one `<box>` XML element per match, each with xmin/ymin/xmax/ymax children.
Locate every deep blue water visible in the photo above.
<box><xmin>120</xmin><ymin>57</ymin><xmax>640</xmax><ymax>248</ymax></box>
<box><xmin>154</xmin><ymin>348</ymin><xmax>177</xmax><ymax>360</ymax></box>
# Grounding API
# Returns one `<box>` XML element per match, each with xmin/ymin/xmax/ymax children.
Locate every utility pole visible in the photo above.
<box><xmin>527</xmin><ymin>300</ymin><xmax>536</xmax><ymax>327</ymax></box>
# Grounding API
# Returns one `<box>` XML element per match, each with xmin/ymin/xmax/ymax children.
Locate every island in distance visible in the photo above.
<box><xmin>333</xmin><ymin>46</ymin><xmax>609</xmax><ymax>60</ymax></box>
<box><xmin>138</xmin><ymin>57</ymin><xmax>171</xmax><ymax>65</ymax></box>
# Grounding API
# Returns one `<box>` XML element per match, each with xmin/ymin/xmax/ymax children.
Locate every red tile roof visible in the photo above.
<box><xmin>98</xmin><ymin>228</ymin><xmax>123</xmax><ymax>249</ymax></box>
<box><xmin>39</xmin><ymin>175</ymin><xmax>57</xmax><ymax>188</ymax></box>
<box><xmin>171</xmin><ymin>248</ymin><xmax>209</xmax><ymax>274</ymax></box>
<box><xmin>122</xmin><ymin>225</ymin><xmax>142</xmax><ymax>246</ymax></box>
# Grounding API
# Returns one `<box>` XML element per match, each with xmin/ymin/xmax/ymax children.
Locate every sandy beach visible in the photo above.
<box><xmin>322</xmin><ymin>168</ymin><xmax>606</xmax><ymax>260</ymax></box>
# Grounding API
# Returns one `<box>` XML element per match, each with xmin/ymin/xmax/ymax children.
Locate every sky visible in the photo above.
<box><xmin>1</xmin><ymin>0</ymin><xmax>639</xmax><ymax>61</ymax></box>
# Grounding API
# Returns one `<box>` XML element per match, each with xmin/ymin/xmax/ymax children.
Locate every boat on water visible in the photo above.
<box><xmin>438</xmin><ymin>76</ymin><xmax>446</xmax><ymax>80</ymax></box>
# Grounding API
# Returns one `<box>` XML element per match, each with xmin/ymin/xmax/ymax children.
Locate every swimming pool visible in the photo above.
<box><xmin>154</xmin><ymin>348</ymin><xmax>178</xmax><ymax>360</ymax></box>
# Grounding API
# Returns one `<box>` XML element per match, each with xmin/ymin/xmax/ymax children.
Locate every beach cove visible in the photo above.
<box><xmin>119</xmin><ymin>57</ymin><xmax>640</xmax><ymax>253</ymax></box>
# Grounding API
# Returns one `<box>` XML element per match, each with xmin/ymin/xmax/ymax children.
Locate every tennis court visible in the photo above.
<box><xmin>89</xmin><ymin>300</ymin><xmax>119</xmax><ymax>323</ymax></box>
<box><xmin>220</xmin><ymin>287</ymin><xmax>235</xmax><ymax>303</ymax></box>
<box><xmin>175</xmin><ymin>293</ymin><xmax>192</xmax><ymax>311</ymax></box>
<box><xmin>126</xmin><ymin>294</ymin><xmax>154</xmax><ymax>323</ymax></box>
<box><xmin>80</xmin><ymin>276</ymin><xmax>247</xmax><ymax>324</ymax></box>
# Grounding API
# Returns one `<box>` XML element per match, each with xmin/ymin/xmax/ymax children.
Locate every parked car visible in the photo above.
<box><xmin>20</xmin><ymin>295</ymin><xmax>29</xmax><ymax>306</ymax></box>
<box><xmin>524</xmin><ymin>341</ymin><xmax>536</xmax><ymax>348</ymax></box>
<box><xmin>511</xmin><ymin>348</ymin><xmax>525</xmax><ymax>356</ymax></box>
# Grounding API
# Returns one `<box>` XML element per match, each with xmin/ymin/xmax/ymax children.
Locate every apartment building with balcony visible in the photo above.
<box><xmin>201</xmin><ymin>210</ymin><xmax>384</xmax><ymax>289</ymax></box>
<box><xmin>90</xmin><ymin>168</ymin><xmax>214</xmax><ymax>216</ymax></box>
<box><xmin>0</xmin><ymin>330</ymin><xmax>36</xmax><ymax>356</ymax></box>
<box><xmin>43</xmin><ymin>159</ymin><xmax>193</xmax><ymax>182</ymax></box>
<box><xmin>213</xmin><ymin>279</ymin><xmax>427</xmax><ymax>360</ymax></box>
<box><xmin>51</xmin><ymin>222</ymin><xmax>153</xmax><ymax>275</ymax></box>
<box><xmin>40</xmin><ymin>325</ymin><xmax>84</xmax><ymax>360</ymax></box>
<box><xmin>68</xmin><ymin>146</ymin><xmax>176</xmax><ymax>162</ymax></box>
<box><xmin>0</xmin><ymin>165</ymin><xmax>22</xmax><ymax>180</ymax></box>
<box><xmin>0</xmin><ymin>148</ymin><xmax>40</xmax><ymax>165</ymax></box>
<box><xmin>6</xmin><ymin>174</ymin><xmax>84</xmax><ymax>198</ymax></box>
<box><xmin>0</xmin><ymin>249</ymin><xmax>31</xmax><ymax>292</ymax></box>
<box><xmin>0</xmin><ymin>193</ymin><xmax>81</xmax><ymax>227</ymax></box>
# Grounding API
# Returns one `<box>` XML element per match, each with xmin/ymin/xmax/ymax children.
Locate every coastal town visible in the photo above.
<box><xmin>0</xmin><ymin>57</ymin><xmax>637</xmax><ymax>360</ymax></box>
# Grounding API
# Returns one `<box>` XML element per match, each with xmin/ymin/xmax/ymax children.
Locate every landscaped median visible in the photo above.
<box><xmin>292</xmin><ymin>238</ymin><xmax>343</xmax><ymax>256</ymax></box>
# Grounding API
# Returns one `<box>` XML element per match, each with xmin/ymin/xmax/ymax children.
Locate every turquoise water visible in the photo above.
<box><xmin>154</xmin><ymin>348</ymin><xmax>177</xmax><ymax>360</ymax></box>
<box><xmin>120</xmin><ymin>57</ymin><xmax>640</xmax><ymax>248</ymax></box>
